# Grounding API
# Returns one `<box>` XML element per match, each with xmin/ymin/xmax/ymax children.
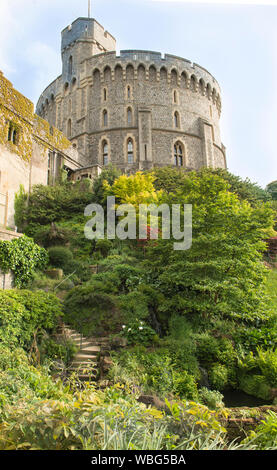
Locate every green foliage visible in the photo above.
<box><xmin>150</xmin><ymin>166</ymin><xmax>188</xmax><ymax>194</ymax></box>
<box><xmin>208</xmin><ymin>364</ymin><xmax>229</xmax><ymax>391</ymax></box>
<box><xmin>209</xmin><ymin>168</ymin><xmax>271</xmax><ymax>204</ymax></box>
<box><xmin>0</xmin><ymin>235</ymin><xmax>48</xmax><ymax>287</ymax></box>
<box><xmin>145</xmin><ymin>169</ymin><xmax>275</xmax><ymax>327</ymax></box>
<box><xmin>16</xmin><ymin>180</ymin><xmax>94</xmax><ymax>227</ymax></box>
<box><xmin>266</xmin><ymin>180</ymin><xmax>277</xmax><ymax>201</ymax></box>
<box><xmin>63</xmin><ymin>283</ymin><xmax>119</xmax><ymax>336</ymax></box>
<box><xmin>39</xmin><ymin>336</ymin><xmax>77</xmax><ymax>366</ymax></box>
<box><xmin>92</xmin><ymin>164</ymin><xmax>121</xmax><ymax>204</ymax></box>
<box><xmin>14</xmin><ymin>184</ymin><xmax>28</xmax><ymax>230</ymax></box>
<box><xmin>95</xmin><ymin>238</ymin><xmax>112</xmax><ymax>257</ymax></box>
<box><xmin>238</xmin><ymin>374</ymin><xmax>272</xmax><ymax>400</ymax></box>
<box><xmin>120</xmin><ymin>320</ymin><xmax>156</xmax><ymax>345</ymax></box>
<box><xmin>110</xmin><ymin>347</ymin><xmax>198</xmax><ymax>400</ymax></box>
<box><xmin>48</xmin><ymin>246</ymin><xmax>73</xmax><ymax>267</ymax></box>
<box><xmin>198</xmin><ymin>387</ymin><xmax>224</xmax><ymax>410</ymax></box>
<box><xmin>0</xmin><ymin>290</ymin><xmax>62</xmax><ymax>348</ymax></box>
<box><xmin>242</xmin><ymin>411</ymin><xmax>277</xmax><ymax>449</ymax></box>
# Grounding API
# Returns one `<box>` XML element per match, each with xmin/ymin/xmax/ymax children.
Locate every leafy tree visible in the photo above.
<box><xmin>144</xmin><ymin>170</ymin><xmax>275</xmax><ymax>327</ymax></box>
<box><xmin>93</xmin><ymin>164</ymin><xmax>121</xmax><ymax>204</ymax></box>
<box><xmin>266</xmin><ymin>180</ymin><xmax>277</xmax><ymax>201</ymax></box>
<box><xmin>150</xmin><ymin>166</ymin><xmax>188</xmax><ymax>194</ymax></box>
<box><xmin>208</xmin><ymin>168</ymin><xmax>271</xmax><ymax>204</ymax></box>
<box><xmin>103</xmin><ymin>171</ymin><xmax>162</xmax><ymax>209</ymax></box>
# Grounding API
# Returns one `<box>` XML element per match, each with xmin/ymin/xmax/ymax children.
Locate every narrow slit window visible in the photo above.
<box><xmin>103</xmin><ymin>110</ymin><xmax>108</xmax><ymax>127</ymax></box>
<box><xmin>127</xmin><ymin>108</ymin><xmax>132</xmax><ymax>125</ymax></box>
<box><xmin>127</xmin><ymin>139</ymin><xmax>134</xmax><ymax>163</ymax></box>
<box><xmin>103</xmin><ymin>141</ymin><xmax>108</xmax><ymax>165</ymax></box>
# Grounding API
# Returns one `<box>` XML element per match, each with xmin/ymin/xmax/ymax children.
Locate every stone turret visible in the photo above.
<box><xmin>36</xmin><ymin>17</ymin><xmax>226</xmax><ymax>176</ymax></box>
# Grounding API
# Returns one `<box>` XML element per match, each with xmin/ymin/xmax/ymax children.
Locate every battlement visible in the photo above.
<box><xmin>61</xmin><ymin>17</ymin><xmax>116</xmax><ymax>52</ymax></box>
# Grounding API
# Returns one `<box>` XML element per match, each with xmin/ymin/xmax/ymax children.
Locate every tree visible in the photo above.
<box><xmin>266</xmin><ymin>180</ymin><xmax>277</xmax><ymax>201</ymax></box>
<box><xmin>144</xmin><ymin>170</ymin><xmax>275</xmax><ymax>327</ymax></box>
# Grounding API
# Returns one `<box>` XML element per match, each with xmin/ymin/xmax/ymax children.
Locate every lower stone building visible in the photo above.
<box><xmin>0</xmin><ymin>71</ymin><xmax>83</xmax><ymax>227</ymax></box>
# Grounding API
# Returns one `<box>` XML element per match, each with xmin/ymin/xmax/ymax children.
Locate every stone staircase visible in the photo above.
<box><xmin>58</xmin><ymin>324</ymin><xmax>112</xmax><ymax>383</ymax></box>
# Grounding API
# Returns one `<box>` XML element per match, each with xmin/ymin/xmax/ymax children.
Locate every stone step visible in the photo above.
<box><xmin>73</xmin><ymin>354</ymin><xmax>98</xmax><ymax>362</ymax></box>
<box><xmin>71</xmin><ymin>359</ymin><xmax>97</xmax><ymax>367</ymax></box>
<box><xmin>81</xmin><ymin>345</ymin><xmax>101</xmax><ymax>354</ymax></box>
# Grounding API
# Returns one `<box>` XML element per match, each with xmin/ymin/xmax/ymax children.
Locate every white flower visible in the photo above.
<box><xmin>122</xmin><ymin>325</ymin><xmax>126</xmax><ymax>329</ymax></box>
<box><xmin>128</xmin><ymin>328</ymin><xmax>131</xmax><ymax>332</ymax></box>
<box><xmin>139</xmin><ymin>326</ymin><xmax>143</xmax><ymax>330</ymax></box>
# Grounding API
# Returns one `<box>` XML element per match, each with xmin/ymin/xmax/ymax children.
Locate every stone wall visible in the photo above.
<box><xmin>0</xmin><ymin>269</ymin><xmax>13</xmax><ymax>290</ymax></box>
<box><xmin>37</xmin><ymin>18</ymin><xmax>226</xmax><ymax>173</ymax></box>
<box><xmin>0</xmin><ymin>71</ymin><xmax>82</xmax><ymax>225</ymax></box>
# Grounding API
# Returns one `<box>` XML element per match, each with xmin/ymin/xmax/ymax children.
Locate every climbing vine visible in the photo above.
<box><xmin>0</xmin><ymin>235</ymin><xmax>48</xmax><ymax>288</ymax></box>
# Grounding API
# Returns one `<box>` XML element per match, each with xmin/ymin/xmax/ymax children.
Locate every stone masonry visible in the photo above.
<box><xmin>37</xmin><ymin>17</ymin><xmax>227</xmax><ymax>176</ymax></box>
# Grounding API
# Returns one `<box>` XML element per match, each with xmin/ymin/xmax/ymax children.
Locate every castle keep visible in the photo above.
<box><xmin>37</xmin><ymin>17</ymin><xmax>226</xmax><ymax>178</ymax></box>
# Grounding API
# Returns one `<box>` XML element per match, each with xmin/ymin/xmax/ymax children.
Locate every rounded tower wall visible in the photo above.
<box><xmin>37</xmin><ymin>33</ymin><xmax>226</xmax><ymax>171</ymax></box>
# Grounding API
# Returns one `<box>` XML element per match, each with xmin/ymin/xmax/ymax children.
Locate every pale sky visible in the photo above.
<box><xmin>0</xmin><ymin>0</ymin><xmax>277</xmax><ymax>188</ymax></box>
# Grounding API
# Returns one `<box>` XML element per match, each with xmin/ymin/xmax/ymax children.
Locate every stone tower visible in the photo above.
<box><xmin>37</xmin><ymin>17</ymin><xmax>226</xmax><ymax>176</ymax></box>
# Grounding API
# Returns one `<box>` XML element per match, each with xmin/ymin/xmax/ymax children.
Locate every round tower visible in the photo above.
<box><xmin>36</xmin><ymin>17</ymin><xmax>226</xmax><ymax>173</ymax></box>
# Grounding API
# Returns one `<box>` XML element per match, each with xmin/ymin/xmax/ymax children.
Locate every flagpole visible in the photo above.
<box><xmin>88</xmin><ymin>0</ymin><xmax>91</xmax><ymax>18</ymax></box>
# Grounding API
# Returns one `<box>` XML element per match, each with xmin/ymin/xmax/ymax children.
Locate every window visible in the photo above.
<box><xmin>103</xmin><ymin>88</ymin><xmax>107</xmax><ymax>101</ymax></box>
<box><xmin>103</xmin><ymin>110</ymin><xmax>108</xmax><ymax>127</ymax></box>
<box><xmin>103</xmin><ymin>141</ymin><xmax>108</xmax><ymax>165</ymax></box>
<box><xmin>127</xmin><ymin>86</ymin><xmax>131</xmax><ymax>99</ymax></box>
<box><xmin>68</xmin><ymin>56</ymin><xmax>73</xmax><ymax>76</ymax></box>
<box><xmin>7</xmin><ymin>122</ymin><xmax>19</xmax><ymax>145</ymax></box>
<box><xmin>127</xmin><ymin>138</ymin><xmax>134</xmax><ymax>163</ymax></box>
<box><xmin>67</xmin><ymin>119</ymin><xmax>72</xmax><ymax>138</ymax></box>
<box><xmin>174</xmin><ymin>143</ymin><xmax>184</xmax><ymax>166</ymax></box>
<box><xmin>173</xmin><ymin>90</ymin><xmax>178</xmax><ymax>104</ymax></box>
<box><xmin>174</xmin><ymin>111</ymin><xmax>180</xmax><ymax>128</ymax></box>
<box><xmin>127</xmin><ymin>107</ymin><xmax>132</xmax><ymax>125</ymax></box>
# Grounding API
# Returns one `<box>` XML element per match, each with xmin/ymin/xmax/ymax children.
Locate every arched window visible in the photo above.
<box><xmin>103</xmin><ymin>141</ymin><xmax>108</xmax><ymax>166</ymax></box>
<box><xmin>67</xmin><ymin>119</ymin><xmax>72</xmax><ymax>138</ymax></box>
<box><xmin>127</xmin><ymin>138</ymin><xmax>134</xmax><ymax>163</ymax></box>
<box><xmin>127</xmin><ymin>107</ymin><xmax>132</xmax><ymax>125</ymax></box>
<box><xmin>174</xmin><ymin>142</ymin><xmax>184</xmax><ymax>166</ymax></box>
<box><xmin>68</xmin><ymin>56</ymin><xmax>73</xmax><ymax>76</ymax></box>
<box><xmin>174</xmin><ymin>111</ymin><xmax>180</xmax><ymax>128</ymax></box>
<box><xmin>8</xmin><ymin>122</ymin><xmax>18</xmax><ymax>145</ymax></box>
<box><xmin>103</xmin><ymin>110</ymin><xmax>108</xmax><ymax>127</ymax></box>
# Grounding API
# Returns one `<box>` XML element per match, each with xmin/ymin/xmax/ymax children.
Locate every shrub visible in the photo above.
<box><xmin>0</xmin><ymin>290</ymin><xmax>62</xmax><ymax>348</ymax></box>
<box><xmin>48</xmin><ymin>246</ymin><xmax>73</xmax><ymax>270</ymax></box>
<box><xmin>0</xmin><ymin>235</ymin><xmax>48</xmax><ymax>287</ymax></box>
<box><xmin>120</xmin><ymin>319</ymin><xmax>156</xmax><ymax>345</ymax></box>
<box><xmin>238</xmin><ymin>374</ymin><xmax>272</xmax><ymax>400</ymax></box>
<box><xmin>209</xmin><ymin>364</ymin><xmax>229</xmax><ymax>391</ymax></box>
<box><xmin>242</xmin><ymin>411</ymin><xmax>277</xmax><ymax>449</ymax></box>
<box><xmin>198</xmin><ymin>387</ymin><xmax>225</xmax><ymax>410</ymax></box>
<box><xmin>63</xmin><ymin>284</ymin><xmax>119</xmax><ymax>336</ymax></box>
<box><xmin>119</xmin><ymin>291</ymin><xmax>150</xmax><ymax>322</ymax></box>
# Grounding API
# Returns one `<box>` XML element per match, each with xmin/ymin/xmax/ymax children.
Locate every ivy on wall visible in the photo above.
<box><xmin>0</xmin><ymin>235</ymin><xmax>48</xmax><ymax>288</ymax></box>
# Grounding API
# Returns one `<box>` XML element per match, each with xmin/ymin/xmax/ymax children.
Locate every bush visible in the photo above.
<box><xmin>48</xmin><ymin>246</ymin><xmax>73</xmax><ymax>270</ymax></box>
<box><xmin>0</xmin><ymin>290</ymin><xmax>62</xmax><ymax>348</ymax></box>
<box><xmin>120</xmin><ymin>319</ymin><xmax>156</xmax><ymax>345</ymax></box>
<box><xmin>63</xmin><ymin>284</ymin><xmax>119</xmax><ymax>336</ymax></box>
<box><xmin>119</xmin><ymin>291</ymin><xmax>149</xmax><ymax>322</ymax></box>
<box><xmin>198</xmin><ymin>387</ymin><xmax>225</xmax><ymax>410</ymax></box>
<box><xmin>0</xmin><ymin>235</ymin><xmax>48</xmax><ymax>287</ymax></box>
<box><xmin>238</xmin><ymin>374</ymin><xmax>272</xmax><ymax>400</ymax></box>
<box><xmin>209</xmin><ymin>364</ymin><xmax>229</xmax><ymax>391</ymax></box>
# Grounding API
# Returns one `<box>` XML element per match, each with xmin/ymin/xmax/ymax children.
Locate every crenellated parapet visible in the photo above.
<box><xmin>36</xmin><ymin>17</ymin><xmax>226</xmax><ymax>173</ymax></box>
